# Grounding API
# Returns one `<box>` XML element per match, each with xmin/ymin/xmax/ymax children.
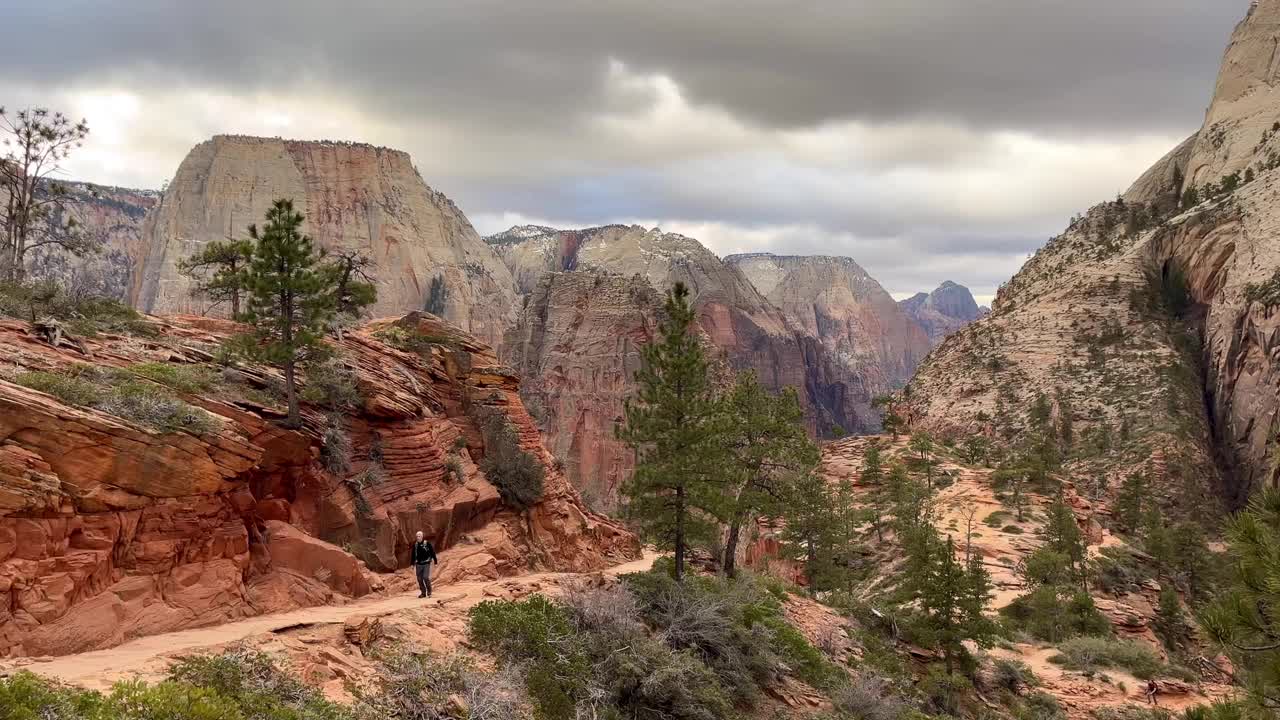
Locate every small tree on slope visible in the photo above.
<box><xmin>178</xmin><ymin>237</ymin><xmax>254</xmax><ymax>316</ymax></box>
<box><xmin>719</xmin><ymin>370</ymin><xmax>818</xmax><ymax>577</ymax></box>
<box><xmin>618</xmin><ymin>282</ymin><xmax>725</xmax><ymax>583</ymax></box>
<box><xmin>237</xmin><ymin>199</ymin><xmax>374</xmax><ymax>427</ymax></box>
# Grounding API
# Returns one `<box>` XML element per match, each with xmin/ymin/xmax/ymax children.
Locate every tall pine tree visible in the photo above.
<box><xmin>237</xmin><ymin>199</ymin><xmax>375</xmax><ymax>427</ymax></box>
<box><xmin>618</xmin><ymin>282</ymin><xmax>724</xmax><ymax>583</ymax></box>
<box><xmin>719</xmin><ymin>371</ymin><xmax>818</xmax><ymax>577</ymax></box>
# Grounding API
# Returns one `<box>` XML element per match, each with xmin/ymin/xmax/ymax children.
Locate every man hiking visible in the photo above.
<box><xmin>1145</xmin><ymin>679</ymin><xmax>1159</xmax><ymax>706</ymax></box>
<box><xmin>412</xmin><ymin>531</ymin><xmax>439</xmax><ymax>598</ymax></box>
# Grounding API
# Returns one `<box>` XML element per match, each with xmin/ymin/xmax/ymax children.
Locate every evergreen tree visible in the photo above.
<box><xmin>1154</xmin><ymin>585</ymin><xmax>1187</xmax><ymax>653</ymax></box>
<box><xmin>862</xmin><ymin>445</ymin><xmax>889</xmax><ymax>541</ymax></box>
<box><xmin>1201</xmin><ymin>489</ymin><xmax>1280</xmax><ymax>714</ymax></box>
<box><xmin>1141</xmin><ymin>507</ymin><xmax>1176</xmax><ymax>577</ymax></box>
<box><xmin>782</xmin><ymin>470</ymin><xmax>837</xmax><ymax>588</ymax></box>
<box><xmin>718</xmin><ymin>371</ymin><xmax>818</xmax><ymax>577</ymax></box>
<box><xmin>237</xmin><ymin>200</ymin><xmax>373</xmax><ymax>427</ymax></box>
<box><xmin>874</xmin><ymin>395</ymin><xmax>903</xmax><ymax>439</ymax></box>
<box><xmin>178</xmin><ymin>237</ymin><xmax>254</xmax><ymax>316</ymax></box>
<box><xmin>831</xmin><ymin>471</ymin><xmax>862</xmax><ymax>592</ymax></box>
<box><xmin>325</xmin><ymin>249</ymin><xmax>377</xmax><ymax>322</ymax></box>
<box><xmin>618</xmin><ymin>282</ymin><xmax>725</xmax><ymax>583</ymax></box>
<box><xmin>910</xmin><ymin>432</ymin><xmax>936</xmax><ymax>488</ymax></box>
<box><xmin>1044</xmin><ymin>490</ymin><xmax>1087</xmax><ymax>586</ymax></box>
<box><xmin>0</xmin><ymin>106</ymin><xmax>94</xmax><ymax>281</ymax></box>
<box><xmin>1170</xmin><ymin>520</ymin><xmax>1213</xmax><ymax>600</ymax></box>
<box><xmin>916</xmin><ymin>533</ymin><xmax>996</xmax><ymax>675</ymax></box>
<box><xmin>1113</xmin><ymin>473</ymin><xmax>1148</xmax><ymax>534</ymax></box>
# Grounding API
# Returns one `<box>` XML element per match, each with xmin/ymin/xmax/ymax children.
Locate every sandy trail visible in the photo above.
<box><xmin>1</xmin><ymin>551</ymin><xmax>660</xmax><ymax>689</ymax></box>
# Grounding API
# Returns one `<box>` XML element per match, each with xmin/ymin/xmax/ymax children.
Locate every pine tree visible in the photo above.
<box><xmin>1201</xmin><ymin>489</ymin><xmax>1280</xmax><ymax>714</ymax></box>
<box><xmin>325</xmin><ymin>249</ymin><xmax>377</xmax><ymax>322</ymax></box>
<box><xmin>1113</xmin><ymin>473</ymin><xmax>1148</xmax><ymax>534</ymax></box>
<box><xmin>1154</xmin><ymin>585</ymin><xmax>1187</xmax><ymax>653</ymax></box>
<box><xmin>178</xmin><ymin>237</ymin><xmax>254</xmax><ymax>316</ymax></box>
<box><xmin>916</xmin><ymin>533</ymin><xmax>996</xmax><ymax>675</ymax></box>
<box><xmin>1044</xmin><ymin>490</ymin><xmax>1087</xmax><ymax>586</ymax></box>
<box><xmin>910</xmin><ymin>432</ymin><xmax>936</xmax><ymax>488</ymax></box>
<box><xmin>862</xmin><ymin>445</ymin><xmax>889</xmax><ymax>541</ymax></box>
<box><xmin>719</xmin><ymin>371</ymin><xmax>819</xmax><ymax>577</ymax></box>
<box><xmin>618</xmin><ymin>282</ymin><xmax>725</xmax><ymax>583</ymax></box>
<box><xmin>236</xmin><ymin>199</ymin><xmax>374</xmax><ymax>427</ymax></box>
<box><xmin>831</xmin><ymin>471</ymin><xmax>862</xmax><ymax>592</ymax></box>
<box><xmin>782</xmin><ymin>470</ymin><xmax>837</xmax><ymax>588</ymax></box>
<box><xmin>0</xmin><ymin>106</ymin><xmax>94</xmax><ymax>281</ymax></box>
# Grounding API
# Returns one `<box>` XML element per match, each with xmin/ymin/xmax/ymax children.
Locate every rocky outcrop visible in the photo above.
<box><xmin>131</xmin><ymin>136</ymin><xmax>517</xmax><ymax>348</ymax></box>
<box><xmin>897</xmin><ymin>281</ymin><xmax>987</xmax><ymax>346</ymax></box>
<box><xmin>727</xmin><ymin>253</ymin><xmax>931</xmax><ymax>393</ymax></box>
<box><xmin>0</xmin><ymin>312</ymin><xmax>638</xmax><ymax>657</ymax></box>
<box><xmin>901</xmin><ymin>0</ymin><xmax>1280</xmax><ymax>505</ymax></box>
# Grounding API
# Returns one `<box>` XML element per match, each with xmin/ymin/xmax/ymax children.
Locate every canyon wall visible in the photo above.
<box><xmin>0</xmin><ymin>312</ymin><xmax>638</xmax><ymax>657</ymax></box>
<box><xmin>131</xmin><ymin>136</ymin><xmax>517</xmax><ymax>348</ymax></box>
<box><xmin>903</xmin><ymin>0</ymin><xmax>1280</xmax><ymax>505</ymax></box>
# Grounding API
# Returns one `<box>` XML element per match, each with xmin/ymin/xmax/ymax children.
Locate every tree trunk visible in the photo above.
<box><xmin>284</xmin><ymin>359</ymin><xmax>300</xmax><ymax>427</ymax></box>
<box><xmin>674</xmin><ymin>484</ymin><xmax>686</xmax><ymax>583</ymax></box>
<box><xmin>723</xmin><ymin>511</ymin><xmax>745</xmax><ymax>579</ymax></box>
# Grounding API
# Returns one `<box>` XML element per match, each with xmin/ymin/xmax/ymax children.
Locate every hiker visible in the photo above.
<box><xmin>1145</xmin><ymin>679</ymin><xmax>1159</xmax><ymax>706</ymax></box>
<box><xmin>412</xmin><ymin>531</ymin><xmax>439</xmax><ymax>598</ymax></box>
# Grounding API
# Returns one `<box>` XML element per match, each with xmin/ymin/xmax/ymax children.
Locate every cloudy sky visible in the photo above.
<box><xmin>0</xmin><ymin>1</ymin><xmax>1250</xmax><ymax>303</ymax></box>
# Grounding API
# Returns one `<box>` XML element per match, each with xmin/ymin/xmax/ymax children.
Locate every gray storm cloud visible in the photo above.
<box><xmin>0</xmin><ymin>0</ymin><xmax>1251</xmax><ymax>299</ymax></box>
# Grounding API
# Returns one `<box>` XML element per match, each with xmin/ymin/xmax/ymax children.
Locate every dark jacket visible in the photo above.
<box><xmin>412</xmin><ymin>540</ymin><xmax>438</xmax><ymax>565</ymax></box>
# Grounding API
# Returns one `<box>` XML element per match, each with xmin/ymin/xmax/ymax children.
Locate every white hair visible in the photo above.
<box><xmin>416</xmin><ymin>531</ymin><xmax>424</xmax><ymax>538</ymax></box>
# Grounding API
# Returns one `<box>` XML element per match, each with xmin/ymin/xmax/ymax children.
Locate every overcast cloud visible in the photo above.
<box><xmin>0</xmin><ymin>1</ymin><xmax>1250</xmax><ymax>302</ymax></box>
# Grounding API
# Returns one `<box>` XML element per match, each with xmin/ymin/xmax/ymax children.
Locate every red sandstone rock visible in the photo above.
<box><xmin>0</xmin><ymin>312</ymin><xmax>638</xmax><ymax>657</ymax></box>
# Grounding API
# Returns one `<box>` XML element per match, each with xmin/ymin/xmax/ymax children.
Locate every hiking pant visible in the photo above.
<box><xmin>415</xmin><ymin>562</ymin><xmax>432</xmax><ymax>596</ymax></box>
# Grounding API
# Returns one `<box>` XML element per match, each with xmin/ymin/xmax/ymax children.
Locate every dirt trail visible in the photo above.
<box><xmin>1</xmin><ymin>551</ymin><xmax>660</xmax><ymax>690</ymax></box>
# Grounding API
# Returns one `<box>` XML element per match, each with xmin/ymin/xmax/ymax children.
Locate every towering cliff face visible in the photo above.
<box><xmin>502</xmin><ymin>272</ymin><xmax>662</xmax><ymax>509</ymax></box>
<box><xmin>727</xmin><ymin>253</ymin><xmax>931</xmax><ymax>394</ymax></box>
<box><xmin>898</xmin><ymin>281</ymin><xmax>987</xmax><ymax>346</ymax></box>
<box><xmin>903</xmin><ymin>0</ymin><xmax>1280</xmax><ymax>506</ymax></box>
<box><xmin>492</xmin><ymin>225</ymin><xmax>893</xmax><ymax>507</ymax></box>
<box><xmin>132</xmin><ymin>136</ymin><xmax>517</xmax><ymax>348</ymax></box>
<box><xmin>0</xmin><ymin>312</ymin><xmax>638</xmax><ymax>657</ymax></box>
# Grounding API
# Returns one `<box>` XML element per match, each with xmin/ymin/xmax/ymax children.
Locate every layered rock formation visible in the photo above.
<box><xmin>726</xmin><ymin>253</ymin><xmax>931</xmax><ymax>394</ymax></box>
<box><xmin>0</xmin><ymin>312</ymin><xmax>637</xmax><ymax>657</ymax></box>
<box><xmin>897</xmin><ymin>281</ymin><xmax>987</xmax><ymax>346</ymax></box>
<box><xmin>491</xmin><ymin>225</ymin><xmax>905</xmax><ymax>507</ymax></box>
<box><xmin>131</xmin><ymin>136</ymin><xmax>517</xmax><ymax>348</ymax></box>
<box><xmin>27</xmin><ymin>183</ymin><xmax>156</xmax><ymax>301</ymax></box>
<box><xmin>903</xmin><ymin>0</ymin><xmax>1280</xmax><ymax>505</ymax></box>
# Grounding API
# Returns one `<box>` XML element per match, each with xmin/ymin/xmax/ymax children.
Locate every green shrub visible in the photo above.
<box><xmin>129</xmin><ymin>362</ymin><xmax>218</xmax><ymax>394</ymax></box>
<box><xmin>985</xmin><ymin>511</ymin><xmax>1011</xmax><ymax>527</ymax></box>
<box><xmin>14</xmin><ymin>370</ymin><xmax>103</xmax><ymax>405</ymax></box>
<box><xmin>321</xmin><ymin>422</ymin><xmax>352</xmax><ymax>476</ymax></box>
<box><xmin>468</xmin><ymin>595</ymin><xmax>588</xmax><ymax>718</ymax></box>
<box><xmin>1003</xmin><ymin>524</ymin><xmax>1025</xmax><ymax>534</ymax></box>
<box><xmin>920</xmin><ymin>666</ymin><xmax>972</xmax><ymax>716</ymax></box>
<box><xmin>444</xmin><ymin>454</ymin><xmax>463</xmax><ymax>483</ymax></box>
<box><xmin>476</xmin><ymin>410</ymin><xmax>545</xmax><ymax>511</ymax></box>
<box><xmin>300</xmin><ymin>359</ymin><xmax>362</xmax><ymax>410</ymax></box>
<box><xmin>1016</xmin><ymin>691</ymin><xmax>1066</xmax><ymax>720</ymax></box>
<box><xmin>832</xmin><ymin>673</ymin><xmax>908</xmax><ymax>720</ymax></box>
<box><xmin>991</xmin><ymin>658</ymin><xmax>1039</xmax><ymax>694</ymax></box>
<box><xmin>97</xmin><ymin>381</ymin><xmax>220</xmax><ymax>435</ymax></box>
<box><xmin>1048</xmin><ymin>637</ymin><xmax>1165</xmax><ymax>679</ymax></box>
<box><xmin>1000</xmin><ymin>587</ymin><xmax>1111</xmax><ymax>643</ymax></box>
<box><xmin>167</xmin><ymin>649</ymin><xmax>352</xmax><ymax>720</ymax></box>
<box><xmin>357</xmin><ymin>650</ymin><xmax>532</xmax><ymax>720</ymax></box>
<box><xmin>0</xmin><ymin>671</ymin><xmax>104</xmax><ymax>719</ymax></box>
